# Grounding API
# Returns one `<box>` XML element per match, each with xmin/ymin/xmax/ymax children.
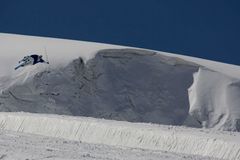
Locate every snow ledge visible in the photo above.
<box><xmin>0</xmin><ymin>112</ymin><xmax>239</xmax><ymax>160</ymax></box>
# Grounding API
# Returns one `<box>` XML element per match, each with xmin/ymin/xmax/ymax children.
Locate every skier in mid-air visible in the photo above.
<box><xmin>15</xmin><ymin>54</ymin><xmax>49</xmax><ymax>70</ymax></box>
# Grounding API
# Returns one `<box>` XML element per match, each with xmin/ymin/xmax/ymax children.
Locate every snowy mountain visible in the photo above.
<box><xmin>0</xmin><ymin>33</ymin><xmax>240</xmax><ymax>159</ymax></box>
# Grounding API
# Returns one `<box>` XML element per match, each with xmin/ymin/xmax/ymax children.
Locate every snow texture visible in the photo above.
<box><xmin>0</xmin><ymin>112</ymin><xmax>239</xmax><ymax>160</ymax></box>
<box><xmin>0</xmin><ymin>130</ymin><xmax>216</xmax><ymax>160</ymax></box>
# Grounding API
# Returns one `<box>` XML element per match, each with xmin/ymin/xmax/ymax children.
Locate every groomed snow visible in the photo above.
<box><xmin>0</xmin><ymin>130</ymin><xmax>217</xmax><ymax>160</ymax></box>
<box><xmin>0</xmin><ymin>112</ymin><xmax>239</xmax><ymax>160</ymax></box>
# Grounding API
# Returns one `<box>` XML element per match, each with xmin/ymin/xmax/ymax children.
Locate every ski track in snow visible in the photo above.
<box><xmin>0</xmin><ymin>130</ymin><xmax>218</xmax><ymax>160</ymax></box>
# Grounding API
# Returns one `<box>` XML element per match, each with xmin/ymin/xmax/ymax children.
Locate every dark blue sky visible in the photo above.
<box><xmin>1</xmin><ymin>0</ymin><xmax>240</xmax><ymax>65</ymax></box>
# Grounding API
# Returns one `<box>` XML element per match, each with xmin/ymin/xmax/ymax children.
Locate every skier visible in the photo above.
<box><xmin>30</xmin><ymin>54</ymin><xmax>48</xmax><ymax>65</ymax></box>
<box><xmin>15</xmin><ymin>54</ymin><xmax>49</xmax><ymax>70</ymax></box>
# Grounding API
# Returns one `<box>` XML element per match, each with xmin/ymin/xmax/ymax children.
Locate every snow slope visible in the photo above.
<box><xmin>0</xmin><ymin>112</ymin><xmax>239</xmax><ymax>160</ymax></box>
<box><xmin>0</xmin><ymin>33</ymin><xmax>122</xmax><ymax>77</ymax></box>
<box><xmin>1</xmin><ymin>33</ymin><xmax>240</xmax><ymax>131</ymax></box>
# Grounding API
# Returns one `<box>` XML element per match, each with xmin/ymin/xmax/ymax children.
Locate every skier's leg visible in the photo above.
<box><xmin>14</xmin><ymin>65</ymin><xmax>22</xmax><ymax>70</ymax></box>
<box><xmin>15</xmin><ymin>59</ymin><xmax>29</xmax><ymax>70</ymax></box>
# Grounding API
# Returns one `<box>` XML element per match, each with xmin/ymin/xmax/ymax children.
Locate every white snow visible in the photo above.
<box><xmin>0</xmin><ymin>112</ymin><xmax>239</xmax><ymax>160</ymax></box>
<box><xmin>188</xmin><ymin>67</ymin><xmax>240</xmax><ymax>131</ymax></box>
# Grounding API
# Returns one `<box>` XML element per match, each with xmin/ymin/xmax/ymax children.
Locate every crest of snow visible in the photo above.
<box><xmin>1</xmin><ymin>33</ymin><xmax>240</xmax><ymax>78</ymax></box>
<box><xmin>188</xmin><ymin>67</ymin><xmax>240</xmax><ymax>131</ymax></box>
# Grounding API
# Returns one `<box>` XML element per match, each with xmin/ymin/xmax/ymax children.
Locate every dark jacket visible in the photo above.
<box><xmin>30</xmin><ymin>54</ymin><xmax>45</xmax><ymax>65</ymax></box>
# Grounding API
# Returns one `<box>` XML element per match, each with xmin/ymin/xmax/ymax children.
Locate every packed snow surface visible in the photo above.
<box><xmin>0</xmin><ymin>112</ymin><xmax>239</xmax><ymax>160</ymax></box>
<box><xmin>0</xmin><ymin>130</ymin><xmax>217</xmax><ymax>160</ymax></box>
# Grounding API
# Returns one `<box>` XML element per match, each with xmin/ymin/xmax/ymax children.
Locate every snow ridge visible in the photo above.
<box><xmin>0</xmin><ymin>112</ymin><xmax>239</xmax><ymax>160</ymax></box>
<box><xmin>0</xmin><ymin>49</ymin><xmax>199</xmax><ymax>126</ymax></box>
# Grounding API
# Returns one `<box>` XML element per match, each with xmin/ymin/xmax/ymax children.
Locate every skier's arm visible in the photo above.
<box><xmin>39</xmin><ymin>59</ymin><xmax>49</xmax><ymax>64</ymax></box>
